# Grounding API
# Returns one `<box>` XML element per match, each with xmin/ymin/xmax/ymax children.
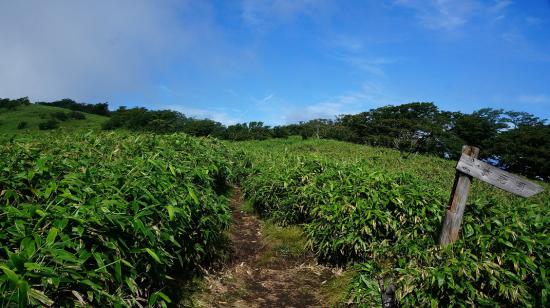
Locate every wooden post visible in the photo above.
<box><xmin>378</xmin><ymin>277</ymin><xmax>397</xmax><ymax>308</ymax></box>
<box><xmin>438</xmin><ymin>145</ymin><xmax>479</xmax><ymax>246</ymax></box>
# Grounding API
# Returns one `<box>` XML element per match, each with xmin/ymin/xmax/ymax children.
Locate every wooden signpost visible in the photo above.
<box><xmin>438</xmin><ymin>145</ymin><xmax>544</xmax><ymax>245</ymax></box>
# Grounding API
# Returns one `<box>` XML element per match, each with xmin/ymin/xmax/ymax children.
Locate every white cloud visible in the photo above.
<box><xmin>0</xmin><ymin>0</ymin><xmax>234</xmax><ymax>103</ymax></box>
<box><xmin>518</xmin><ymin>94</ymin><xmax>550</xmax><ymax>104</ymax></box>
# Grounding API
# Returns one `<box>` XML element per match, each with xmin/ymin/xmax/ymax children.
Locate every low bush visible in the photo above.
<box><xmin>38</xmin><ymin>119</ymin><xmax>59</xmax><ymax>130</ymax></box>
<box><xmin>68</xmin><ymin>111</ymin><xmax>86</xmax><ymax>120</ymax></box>
<box><xmin>16</xmin><ymin>121</ymin><xmax>28</xmax><ymax>129</ymax></box>
<box><xmin>50</xmin><ymin>111</ymin><xmax>69</xmax><ymax>121</ymax></box>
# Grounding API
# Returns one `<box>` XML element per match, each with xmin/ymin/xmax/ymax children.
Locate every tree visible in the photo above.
<box><xmin>338</xmin><ymin>102</ymin><xmax>453</xmax><ymax>155</ymax></box>
<box><xmin>0</xmin><ymin>97</ymin><xmax>31</xmax><ymax>110</ymax></box>
<box><xmin>489</xmin><ymin>124</ymin><xmax>550</xmax><ymax>180</ymax></box>
<box><xmin>182</xmin><ymin>119</ymin><xmax>224</xmax><ymax>137</ymax></box>
<box><xmin>272</xmin><ymin>126</ymin><xmax>290</xmax><ymax>138</ymax></box>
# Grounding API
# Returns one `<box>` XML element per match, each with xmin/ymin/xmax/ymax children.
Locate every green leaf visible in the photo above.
<box><xmin>187</xmin><ymin>186</ymin><xmax>199</xmax><ymax>205</ymax></box>
<box><xmin>145</xmin><ymin>248</ymin><xmax>161</xmax><ymax>263</ymax></box>
<box><xmin>28</xmin><ymin>288</ymin><xmax>54</xmax><ymax>306</ymax></box>
<box><xmin>45</xmin><ymin>227</ymin><xmax>58</xmax><ymax>246</ymax></box>
<box><xmin>166</xmin><ymin>205</ymin><xmax>175</xmax><ymax>221</ymax></box>
<box><xmin>114</xmin><ymin>260</ymin><xmax>122</xmax><ymax>283</ymax></box>
<box><xmin>0</xmin><ymin>265</ymin><xmax>20</xmax><ymax>282</ymax></box>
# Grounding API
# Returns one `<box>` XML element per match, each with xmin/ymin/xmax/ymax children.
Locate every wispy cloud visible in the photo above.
<box><xmin>326</xmin><ymin>35</ymin><xmax>365</xmax><ymax>53</ymax></box>
<box><xmin>342</xmin><ymin>57</ymin><xmax>398</xmax><ymax>76</ymax></box>
<box><xmin>284</xmin><ymin>83</ymin><xmax>400</xmax><ymax>123</ymax></box>
<box><xmin>253</xmin><ymin>93</ymin><xmax>276</xmax><ymax>105</ymax></box>
<box><xmin>168</xmin><ymin>105</ymin><xmax>241</xmax><ymax>125</ymax></box>
<box><xmin>487</xmin><ymin>0</ymin><xmax>513</xmax><ymax>23</ymax></box>
<box><xmin>394</xmin><ymin>0</ymin><xmax>514</xmax><ymax>31</ymax></box>
<box><xmin>517</xmin><ymin>94</ymin><xmax>550</xmax><ymax>105</ymax></box>
<box><xmin>394</xmin><ymin>0</ymin><xmax>480</xmax><ymax>31</ymax></box>
<box><xmin>241</xmin><ymin>0</ymin><xmax>329</xmax><ymax>31</ymax></box>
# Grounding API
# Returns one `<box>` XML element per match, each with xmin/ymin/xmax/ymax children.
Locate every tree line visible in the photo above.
<box><xmin>101</xmin><ymin>103</ymin><xmax>548</xmax><ymax>180</ymax></box>
<box><xmin>1</xmin><ymin>97</ymin><xmax>548</xmax><ymax>180</ymax></box>
<box><xmin>36</xmin><ymin>98</ymin><xmax>110</xmax><ymax>116</ymax></box>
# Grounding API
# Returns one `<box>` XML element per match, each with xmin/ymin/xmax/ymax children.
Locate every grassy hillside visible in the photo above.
<box><xmin>237</xmin><ymin>137</ymin><xmax>548</xmax><ymax>203</ymax></box>
<box><xmin>0</xmin><ymin>104</ymin><xmax>108</xmax><ymax>134</ymax></box>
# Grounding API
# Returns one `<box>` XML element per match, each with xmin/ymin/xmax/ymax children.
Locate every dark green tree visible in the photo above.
<box><xmin>489</xmin><ymin>124</ymin><xmax>550</xmax><ymax>180</ymax></box>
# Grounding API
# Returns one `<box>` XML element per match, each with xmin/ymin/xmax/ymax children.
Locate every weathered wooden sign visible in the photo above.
<box><xmin>456</xmin><ymin>154</ymin><xmax>544</xmax><ymax>197</ymax></box>
<box><xmin>438</xmin><ymin>145</ymin><xmax>544</xmax><ymax>246</ymax></box>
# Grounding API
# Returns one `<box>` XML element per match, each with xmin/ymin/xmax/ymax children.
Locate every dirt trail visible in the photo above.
<box><xmin>192</xmin><ymin>188</ymin><xmax>338</xmax><ymax>308</ymax></box>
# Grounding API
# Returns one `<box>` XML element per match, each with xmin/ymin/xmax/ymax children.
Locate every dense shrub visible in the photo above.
<box><xmin>38</xmin><ymin>119</ymin><xmax>59</xmax><ymax>130</ymax></box>
<box><xmin>352</xmin><ymin>197</ymin><xmax>550</xmax><ymax>306</ymax></box>
<box><xmin>0</xmin><ymin>133</ymin><xmax>235</xmax><ymax>306</ymax></box>
<box><xmin>16</xmin><ymin>121</ymin><xmax>28</xmax><ymax>129</ymax></box>
<box><xmin>68</xmin><ymin>111</ymin><xmax>86</xmax><ymax>120</ymax></box>
<box><xmin>0</xmin><ymin>97</ymin><xmax>31</xmax><ymax>110</ymax></box>
<box><xmin>50</xmin><ymin>111</ymin><xmax>69</xmax><ymax>121</ymax></box>
<box><xmin>305</xmin><ymin>168</ymin><xmax>443</xmax><ymax>264</ymax></box>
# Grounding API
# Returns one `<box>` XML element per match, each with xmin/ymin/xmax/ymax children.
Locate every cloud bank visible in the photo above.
<box><xmin>0</xmin><ymin>0</ymin><xmax>222</xmax><ymax>103</ymax></box>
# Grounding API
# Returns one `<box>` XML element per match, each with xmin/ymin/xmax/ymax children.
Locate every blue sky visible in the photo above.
<box><xmin>1</xmin><ymin>0</ymin><xmax>549</xmax><ymax>125</ymax></box>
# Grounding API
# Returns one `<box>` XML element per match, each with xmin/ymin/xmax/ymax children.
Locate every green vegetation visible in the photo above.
<box><xmin>260</xmin><ymin>223</ymin><xmax>308</xmax><ymax>264</ymax></box>
<box><xmin>0</xmin><ymin>104</ymin><xmax>107</xmax><ymax>133</ymax></box>
<box><xmin>36</xmin><ymin>98</ymin><xmax>110</xmax><ymax>116</ymax></box>
<box><xmin>102</xmin><ymin>106</ymin><xmax>275</xmax><ymax>141</ymax></box>
<box><xmin>237</xmin><ymin>138</ymin><xmax>549</xmax><ymax>306</ymax></box>
<box><xmin>0</xmin><ymin>106</ymin><xmax>548</xmax><ymax>306</ymax></box>
<box><xmin>3</xmin><ymin>97</ymin><xmax>548</xmax><ymax>179</ymax></box>
<box><xmin>0</xmin><ymin>132</ymin><xmax>236</xmax><ymax>306</ymax></box>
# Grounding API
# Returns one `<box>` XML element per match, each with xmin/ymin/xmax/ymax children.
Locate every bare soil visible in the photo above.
<box><xmin>191</xmin><ymin>188</ymin><xmax>339</xmax><ymax>308</ymax></box>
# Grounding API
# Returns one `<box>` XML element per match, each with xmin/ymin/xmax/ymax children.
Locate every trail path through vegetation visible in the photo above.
<box><xmin>192</xmin><ymin>188</ymin><xmax>339</xmax><ymax>307</ymax></box>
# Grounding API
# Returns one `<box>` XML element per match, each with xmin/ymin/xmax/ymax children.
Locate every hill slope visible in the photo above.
<box><xmin>0</xmin><ymin>104</ymin><xmax>108</xmax><ymax>134</ymax></box>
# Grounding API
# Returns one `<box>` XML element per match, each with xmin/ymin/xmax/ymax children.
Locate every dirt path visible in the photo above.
<box><xmin>191</xmin><ymin>188</ymin><xmax>338</xmax><ymax>308</ymax></box>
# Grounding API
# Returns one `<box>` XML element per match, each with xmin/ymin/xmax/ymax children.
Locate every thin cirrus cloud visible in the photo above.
<box><xmin>284</xmin><ymin>83</ymin><xmax>401</xmax><ymax>123</ymax></box>
<box><xmin>341</xmin><ymin>57</ymin><xmax>398</xmax><ymax>76</ymax></box>
<box><xmin>517</xmin><ymin>94</ymin><xmax>550</xmax><ymax>105</ymax></box>
<box><xmin>166</xmin><ymin>104</ymin><xmax>241</xmax><ymax>126</ymax></box>
<box><xmin>394</xmin><ymin>0</ymin><xmax>513</xmax><ymax>31</ymax></box>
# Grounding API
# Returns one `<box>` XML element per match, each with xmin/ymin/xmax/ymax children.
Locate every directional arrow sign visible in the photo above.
<box><xmin>456</xmin><ymin>154</ymin><xmax>544</xmax><ymax>197</ymax></box>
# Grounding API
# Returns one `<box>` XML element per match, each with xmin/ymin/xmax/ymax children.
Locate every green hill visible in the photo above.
<box><xmin>0</xmin><ymin>104</ymin><xmax>108</xmax><ymax>134</ymax></box>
